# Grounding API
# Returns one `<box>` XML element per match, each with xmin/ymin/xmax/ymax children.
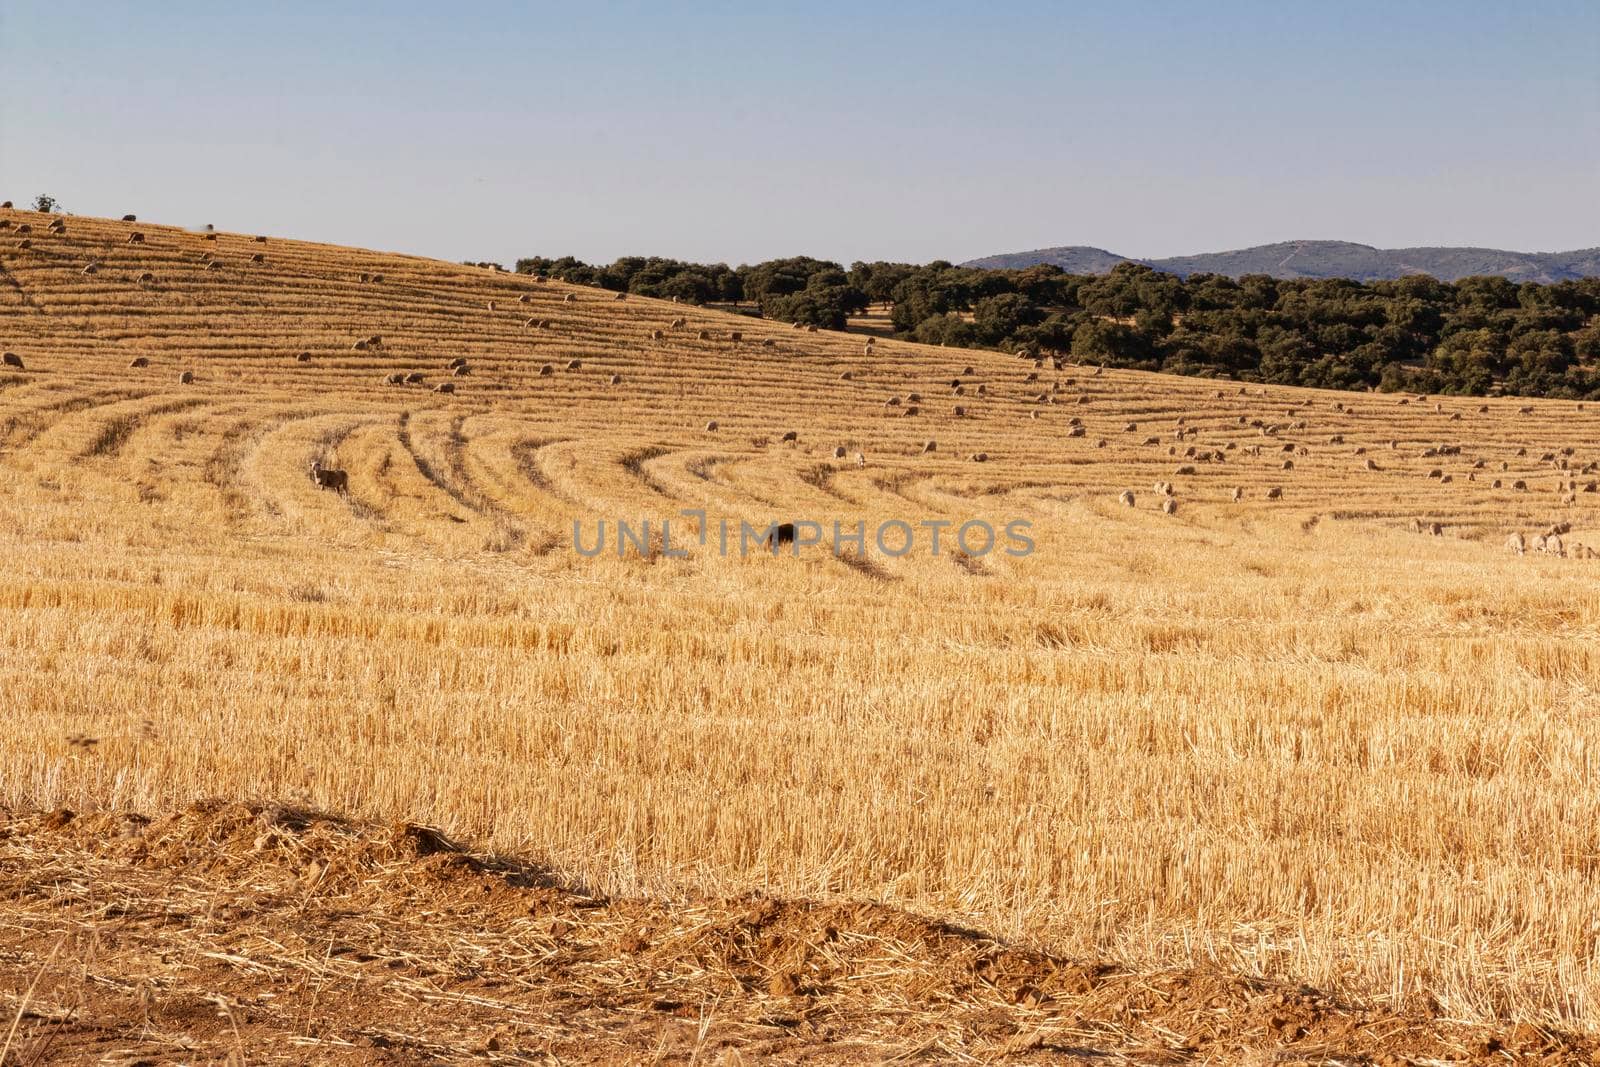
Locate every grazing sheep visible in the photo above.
<box><xmin>833</xmin><ymin>446</ymin><xmax>847</xmax><ymax>459</ymax></box>
<box><xmin>865</xmin><ymin>337</ymin><xmax>876</xmax><ymax>346</ymax></box>
<box><xmin>729</xmin><ymin>331</ymin><xmax>742</xmax><ymax>342</ymax></box>
<box><xmin>15</xmin><ymin>223</ymin><xmax>31</xmax><ymax>234</ymax></box>
<box><xmin>766</xmin><ymin>523</ymin><xmax>798</xmax><ymax>548</ymax></box>
<box><xmin>296</xmin><ymin>352</ymin><xmax>312</xmax><ymax>363</ymax></box>
<box><xmin>922</xmin><ymin>440</ymin><xmax>937</xmax><ymax>453</ymax></box>
<box><xmin>698</xmin><ymin>330</ymin><xmax>711</xmax><ymax>341</ymax></box>
<box><xmin>435</xmin><ymin>382</ymin><xmax>455</xmax><ymax>394</ymax></box>
<box><xmin>404</xmin><ymin>372</ymin><xmax>425</xmax><ymax>384</ymax></box>
<box><xmin>371</xmin><ymin>274</ymin><xmax>384</xmax><ymax>283</ymax></box>
<box><xmin>1428</xmin><ymin>522</ymin><xmax>1443</xmax><ymax>536</ymax></box>
<box><xmin>127</xmin><ymin>232</ymin><xmax>145</xmax><ymax>244</ymax></box>
<box><xmin>1547</xmin><ymin>534</ymin><xmax>1567</xmax><ymax>557</ymax></box>
<box><xmin>250</xmin><ymin>253</ymin><xmax>265</xmax><ymax>264</ymax></box>
<box><xmin>1513</xmin><ymin>479</ymin><xmax>1528</xmax><ymax>491</ymax></box>
<box><xmin>705</xmin><ymin>420</ymin><xmax>720</xmax><ymax>432</ymax></box>
<box><xmin>904</xmin><ymin>406</ymin><xmax>920</xmax><ymax>416</ymax></box>
<box><xmin>1505</xmin><ymin>531</ymin><xmax>1526</xmax><ymax>555</ymax></box>
<box><xmin>885</xmin><ymin>397</ymin><xmax>901</xmax><ymax>407</ymax></box>
<box><xmin>308</xmin><ymin>460</ymin><xmax>349</xmax><ymax>494</ymax></box>
<box><xmin>854</xmin><ymin>452</ymin><xmax>866</xmax><ymax>467</ymax></box>
<box><xmin>1162</xmin><ymin>498</ymin><xmax>1177</xmax><ymax>515</ymax></box>
<box><xmin>1427</xmin><ymin>469</ymin><xmax>1442</xmax><ymax>479</ymax></box>
<box><xmin>613</xmin><ymin>291</ymin><xmax>628</xmax><ymax>301</ymax></box>
<box><xmin>971</xmin><ymin>452</ymin><xmax>988</xmax><ymax>463</ymax></box>
<box><xmin>563</xmin><ymin>293</ymin><xmax>576</xmax><ymax>303</ymax></box>
<box><xmin>452</xmin><ymin>364</ymin><xmax>470</xmax><ymax>376</ymax></box>
<box><xmin>81</xmin><ymin>263</ymin><xmax>99</xmax><ymax>275</ymax></box>
<box><xmin>781</xmin><ymin>430</ymin><xmax>798</xmax><ymax>443</ymax></box>
<box><xmin>255</xmin><ymin>235</ymin><xmax>267</xmax><ymax>243</ymax></box>
<box><xmin>1142</xmin><ymin>435</ymin><xmax>1161</xmax><ymax>446</ymax></box>
<box><xmin>539</xmin><ymin>364</ymin><xmax>553</xmax><ymax>376</ymax></box>
<box><xmin>447</xmin><ymin>357</ymin><xmax>468</xmax><ymax>370</ymax></box>
<box><xmin>840</xmin><ymin>371</ymin><xmax>854</xmax><ymax>381</ymax></box>
<box><xmin>1067</xmin><ymin>426</ymin><xmax>1085</xmax><ymax>438</ymax></box>
<box><xmin>566</xmin><ymin>359</ymin><xmax>581</xmax><ymax>370</ymax></box>
<box><xmin>1119</xmin><ymin>490</ymin><xmax>1136</xmax><ymax>507</ymax></box>
<box><xmin>20</xmin><ymin>237</ymin><xmax>34</xmax><ymax>248</ymax></box>
<box><xmin>367</xmin><ymin>336</ymin><xmax>382</xmax><ymax>347</ymax></box>
<box><xmin>178</xmin><ymin>370</ymin><xmax>194</xmax><ymax>384</ymax></box>
<box><xmin>651</xmin><ymin>329</ymin><xmax>665</xmax><ymax>340</ymax></box>
<box><xmin>1176</xmin><ymin>464</ymin><xmax>1196</xmax><ymax>475</ymax></box>
<box><xmin>762</xmin><ymin>338</ymin><xmax>777</xmax><ymax>348</ymax></box>
<box><xmin>383</xmin><ymin>373</ymin><xmax>404</xmax><ymax>385</ymax></box>
<box><xmin>0</xmin><ymin>351</ymin><xmax>25</xmax><ymax>370</ymax></box>
<box><xmin>352</xmin><ymin>340</ymin><xmax>369</xmax><ymax>351</ymax></box>
<box><xmin>609</xmin><ymin>374</ymin><xmax>622</xmax><ymax>385</ymax></box>
<box><xmin>806</xmin><ymin>325</ymin><xmax>818</xmax><ymax>333</ymax></box>
<box><xmin>1230</xmin><ymin>487</ymin><xmax>1244</xmax><ymax>502</ymax></box>
<box><xmin>1266</xmin><ymin>487</ymin><xmax>1283</xmax><ymax>500</ymax></box>
<box><xmin>206</xmin><ymin>261</ymin><xmax>223</xmax><ymax>271</ymax></box>
<box><xmin>1363</xmin><ymin>459</ymin><xmax>1378</xmax><ymax>471</ymax></box>
<box><xmin>128</xmin><ymin>356</ymin><xmax>149</xmax><ymax>368</ymax></box>
<box><xmin>953</xmin><ymin>406</ymin><xmax>967</xmax><ymax>417</ymax></box>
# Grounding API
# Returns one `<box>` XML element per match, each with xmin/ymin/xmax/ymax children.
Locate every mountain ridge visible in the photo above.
<box><xmin>962</xmin><ymin>239</ymin><xmax>1600</xmax><ymax>283</ymax></box>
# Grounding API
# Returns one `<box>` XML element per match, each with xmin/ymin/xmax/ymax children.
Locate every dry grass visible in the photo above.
<box><xmin>2</xmin><ymin>208</ymin><xmax>1599</xmax><ymax>1053</ymax></box>
<box><xmin>1</xmin><ymin>802</ymin><xmax>1584</xmax><ymax>1064</ymax></box>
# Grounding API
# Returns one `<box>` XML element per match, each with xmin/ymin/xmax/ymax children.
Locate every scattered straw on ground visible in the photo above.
<box><xmin>0</xmin><ymin>802</ymin><xmax>1592</xmax><ymax>1065</ymax></box>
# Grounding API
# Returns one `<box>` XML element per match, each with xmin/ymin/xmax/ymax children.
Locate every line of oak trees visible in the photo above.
<box><xmin>512</xmin><ymin>255</ymin><xmax>1600</xmax><ymax>400</ymax></box>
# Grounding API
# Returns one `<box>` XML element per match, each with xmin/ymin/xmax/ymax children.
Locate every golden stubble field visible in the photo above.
<box><xmin>2</xmin><ymin>208</ymin><xmax>1599</xmax><ymax>1058</ymax></box>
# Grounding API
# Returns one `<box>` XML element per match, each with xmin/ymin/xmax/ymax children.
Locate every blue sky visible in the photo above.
<box><xmin>1</xmin><ymin>1</ymin><xmax>1595</xmax><ymax>265</ymax></box>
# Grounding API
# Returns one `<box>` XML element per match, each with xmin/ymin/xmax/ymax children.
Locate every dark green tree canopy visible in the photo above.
<box><xmin>512</xmin><ymin>249</ymin><xmax>1600</xmax><ymax>399</ymax></box>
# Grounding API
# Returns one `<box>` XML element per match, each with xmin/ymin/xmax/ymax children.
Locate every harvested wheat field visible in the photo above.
<box><xmin>2</xmin><ymin>208</ymin><xmax>1599</xmax><ymax>1063</ymax></box>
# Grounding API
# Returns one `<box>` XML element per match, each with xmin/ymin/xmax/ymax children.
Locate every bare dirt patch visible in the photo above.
<box><xmin>0</xmin><ymin>803</ymin><xmax>1589</xmax><ymax>1065</ymax></box>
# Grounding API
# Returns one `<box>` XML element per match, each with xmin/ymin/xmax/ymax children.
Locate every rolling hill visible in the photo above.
<box><xmin>2</xmin><ymin>207</ymin><xmax>1599</xmax><ymax>1061</ymax></box>
<box><xmin>963</xmin><ymin>239</ymin><xmax>1600</xmax><ymax>281</ymax></box>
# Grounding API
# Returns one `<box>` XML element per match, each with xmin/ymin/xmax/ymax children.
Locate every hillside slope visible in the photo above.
<box><xmin>3</xmin><ymin>209</ymin><xmax>1600</xmax><ymax>1059</ymax></box>
<box><xmin>963</xmin><ymin>239</ymin><xmax>1600</xmax><ymax>281</ymax></box>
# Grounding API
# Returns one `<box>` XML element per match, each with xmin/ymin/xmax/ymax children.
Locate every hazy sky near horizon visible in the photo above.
<box><xmin>1</xmin><ymin>1</ymin><xmax>1595</xmax><ymax>267</ymax></box>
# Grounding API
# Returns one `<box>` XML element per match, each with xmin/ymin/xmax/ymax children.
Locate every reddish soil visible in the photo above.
<box><xmin>0</xmin><ymin>802</ymin><xmax>1592</xmax><ymax>1064</ymax></box>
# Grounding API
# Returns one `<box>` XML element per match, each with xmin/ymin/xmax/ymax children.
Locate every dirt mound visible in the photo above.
<box><xmin>0</xmin><ymin>803</ymin><xmax>1593</xmax><ymax>1064</ymax></box>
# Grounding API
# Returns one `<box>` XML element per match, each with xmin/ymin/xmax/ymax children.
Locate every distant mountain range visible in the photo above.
<box><xmin>961</xmin><ymin>240</ymin><xmax>1600</xmax><ymax>283</ymax></box>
